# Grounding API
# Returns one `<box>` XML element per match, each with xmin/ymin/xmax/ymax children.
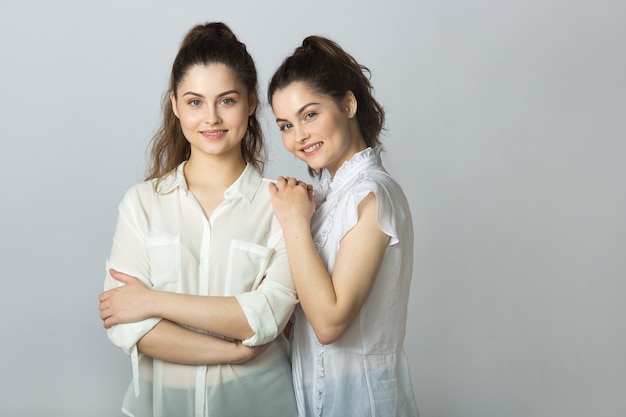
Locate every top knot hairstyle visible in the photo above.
<box><xmin>147</xmin><ymin>22</ymin><xmax>265</xmax><ymax>182</ymax></box>
<box><xmin>268</xmin><ymin>36</ymin><xmax>385</xmax><ymax>178</ymax></box>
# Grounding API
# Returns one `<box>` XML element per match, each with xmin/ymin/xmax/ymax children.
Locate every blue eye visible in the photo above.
<box><xmin>221</xmin><ymin>98</ymin><xmax>234</xmax><ymax>105</ymax></box>
<box><xmin>304</xmin><ymin>112</ymin><xmax>316</xmax><ymax>120</ymax></box>
<box><xmin>279</xmin><ymin>123</ymin><xmax>293</xmax><ymax>132</ymax></box>
<box><xmin>189</xmin><ymin>99</ymin><xmax>201</xmax><ymax>106</ymax></box>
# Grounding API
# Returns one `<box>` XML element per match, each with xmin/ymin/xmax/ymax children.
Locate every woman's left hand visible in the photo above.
<box><xmin>99</xmin><ymin>269</ymin><xmax>155</xmax><ymax>328</ymax></box>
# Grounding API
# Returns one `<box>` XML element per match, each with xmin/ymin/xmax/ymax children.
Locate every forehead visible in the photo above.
<box><xmin>272</xmin><ymin>82</ymin><xmax>331</xmax><ymax>112</ymax></box>
<box><xmin>177</xmin><ymin>63</ymin><xmax>246</xmax><ymax>94</ymax></box>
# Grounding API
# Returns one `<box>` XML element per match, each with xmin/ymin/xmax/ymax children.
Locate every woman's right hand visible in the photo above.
<box><xmin>269</xmin><ymin>176</ymin><xmax>315</xmax><ymax>229</ymax></box>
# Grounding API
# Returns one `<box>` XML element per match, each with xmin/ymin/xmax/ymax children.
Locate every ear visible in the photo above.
<box><xmin>343</xmin><ymin>91</ymin><xmax>358</xmax><ymax>118</ymax></box>
<box><xmin>169</xmin><ymin>91</ymin><xmax>179</xmax><ymax>118</ymax></box>
<box><xmin>248</xmin><ymin>91</ymin><xmax>258</xmax><ymax>115</ymax></box>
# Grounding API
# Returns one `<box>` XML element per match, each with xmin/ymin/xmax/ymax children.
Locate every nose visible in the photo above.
<box><xmin>296</xmin><ymin>125</ymin><xmax>309</xmax><ymax>144</ymax></box>
<box><xmin>205</xmin><ymin>104</ymin><xmax>221</xmax><ymax>124</ymax></box>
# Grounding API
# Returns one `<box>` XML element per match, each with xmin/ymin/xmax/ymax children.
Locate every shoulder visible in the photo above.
<box><xmin>116</xmin><ymin>179</ymin><xmax>163</xmax><ymax>216</ymax></box>
<box><xmin>350</xmin><ymin>170</ymin><xmax>412</xmax><ymax>244</ymax></box>
<box><xmin>243</xmin><ymin>166</ymin><xmax>275</xmax><ymax>204</ymax></box>
<box><xmin>350</xmin><ymin>168</ymin><xmax>407</xmax><ymax>206</ymax></box>
<box><xmin>121</xmin><ymin>179</ymin><xmax>158</xmax><ymax>201</ymax></box>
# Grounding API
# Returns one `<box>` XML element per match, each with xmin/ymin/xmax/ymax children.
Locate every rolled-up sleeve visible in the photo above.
<box><xmin>104</xmin><ymin>191</ymin><xmax>161</xmax><ymax>355</ymax></box>
<box><xmin>236</xmin><ymin>229</ymin><xmax>298</xmax><ymax>346</ymax></box>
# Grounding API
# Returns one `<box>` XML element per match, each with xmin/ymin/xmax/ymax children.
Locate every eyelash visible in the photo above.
<box><xmin>279</xmin><ymin>123</ymin><xmax>293</xmax><ymax>132</ymax></box>
<box><xmin>186</xmin><ymin>97</ymin><xmax>235</xmax><ymax>107</ymax></box>
<box><xmin>279</xmin><ymin>112</ymin><xmax>318</xmax><ymax>132</ymax></box>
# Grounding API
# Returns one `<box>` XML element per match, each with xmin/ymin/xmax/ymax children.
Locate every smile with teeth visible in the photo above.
<box><xmin>201</xmin><ymin>130</ymin><xmax>227</xmax><ymax>138</ymax></box>
<box><xmin>302</xmin><ymin>143</ymin><xmax>322</xmax><ymax>153</ymax></box>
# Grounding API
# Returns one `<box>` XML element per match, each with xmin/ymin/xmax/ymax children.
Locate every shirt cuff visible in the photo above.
<box><xmin>236</xmin><ymin>291</ymin><xmax>280</xmax><ymax>346</ymax></box>
<box><xmin>235</xmin><ymin>282</ymin><xmax>298</xmax><ymax>346</ymax></box>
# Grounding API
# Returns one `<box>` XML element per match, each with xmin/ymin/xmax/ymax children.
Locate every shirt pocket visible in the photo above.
<box><xmin>146</xmin><ymin>235</ymin><xmax>182</xmax><ymax>292</ymax></box>
<box><xmin>225</xmin><ymin>239</ymin><xmax>272</xmax><ymax>295</ymax></box>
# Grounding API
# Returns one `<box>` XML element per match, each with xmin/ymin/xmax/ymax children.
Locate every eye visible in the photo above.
<box><xmin>304</xmin><ymin>112</ymin><xmax>317</xmax><ymax>120</ymax></box>
<box><xmin>279</xmin><ymin>123</ymin><xmax>293</xmax><ymax>132</ymax></box>
<box><xmin>188</xmin><ymin>99</ymin><xmax>202</xmax><ymax>106</ymax></box>
<box><xmin>220</xmin><ymin>97</ymin><xmax>235</xmax><ymax>105</ymax></box>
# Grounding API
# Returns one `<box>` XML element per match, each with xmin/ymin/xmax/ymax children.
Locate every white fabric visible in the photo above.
<box><xmin>291</xmin><ymin>148</ymin><xmax>420</xmax><ymax>417</ymax></box>
<box><xmin>104</xmin><ymin>162</ymin><xmax>298</xmax><ymax>417</ymax></box>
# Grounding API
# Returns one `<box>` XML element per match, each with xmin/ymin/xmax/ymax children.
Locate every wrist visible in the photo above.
<box><xmin>284</xmin><ymin>219</ymin><xmax>312</xmax><ymax>240</ymax></box>
<box><xmin>150</xmin><ymin>290</ymin><xmax>166</xmax><ymax>318</ymax></box>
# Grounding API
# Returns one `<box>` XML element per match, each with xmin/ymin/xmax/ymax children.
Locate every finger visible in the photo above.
<box><xmin>99</xmin><ymin>308</ymin><xmax>107</xmax><ymax>319</ymax></box>
<box><xmin>110</xmin><ymin>269</ymin><xmax>133</xmax><ymax>284</ymax></box>
<box><xmin>109</xmin><ymin>269</ymin><xmax>125</xmax><ymax>282</ymax></box>
<box><xmin>275</xmin><ymin>177</ymin><xmax>287</xmax><ymax>190</ymax></box>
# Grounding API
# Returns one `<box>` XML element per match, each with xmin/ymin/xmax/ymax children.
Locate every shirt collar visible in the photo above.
<box><xmin>155</xmin><ymin>161</ymin><xmax>262</xmax><ymax>203</ymax></box>
<box><xmin>224</xmin><ymin>164</ymin><xmax>262</xmax><ymax>203</ymax></box>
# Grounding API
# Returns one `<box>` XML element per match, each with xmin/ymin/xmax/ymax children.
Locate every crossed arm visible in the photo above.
<box><xmin>136</xmin><ymin>320</ymin><xmax>263</xmax><ymax>365</ymax></box>
<box><xmin>100</xmin><ymin>193</ymin><xmax>295</xmax><ymax>365</ymax></box>
<box><xmin>100</xmin><ymin>271</ymin><xmax>252</xmax><ymax>338</ymax></box>
<box><xmin>99</xmin><ymin>271</ymin><xmax>263</xmax><ymax>365</ymax></box>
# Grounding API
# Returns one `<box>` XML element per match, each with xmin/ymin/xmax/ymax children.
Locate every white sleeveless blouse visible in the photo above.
<box><xmin>291</xmin><ymin>147</ymin><xmax>420</xmax><ymax>417</ymax></box>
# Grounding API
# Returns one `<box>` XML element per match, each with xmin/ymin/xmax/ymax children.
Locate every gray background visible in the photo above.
<box><xmin>1</xmin><ymin>1</ymin><xmax>625</xmax><ymax>416</ymax></box>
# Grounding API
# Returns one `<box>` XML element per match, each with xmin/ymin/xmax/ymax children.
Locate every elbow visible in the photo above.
<box><xmin>316</xmin><ymin>334</ymin><xmax>337</xmax><ymax>345</ymax></box>
<box><xmin>309</xmin><ymin>311</ymin><xmax>355</xmax><ymax>345</ymax></box>
<box><xmin>313</xmin><ymin>325</ymin><xmax>345</xmax><ymax>345</ymax></box>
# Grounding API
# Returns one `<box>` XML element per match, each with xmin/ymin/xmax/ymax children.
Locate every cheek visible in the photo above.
<box><xmin>281</xmin><ymin>133</ymin><xmax>300</xmax><ymax>153</ymax></box>
<box><xmin>179</xmin><ymin>113</ymin><xmax>198</xmax><ymax>129</ymax></box>
<box><xmin>281</xmin><ymin>135</ymin><xmax>292</xmax><ymax>150</ymax></box>
<box><xmin>178</xmin><ymin>117</ymin><xmax>191</xmax><ymax>133</ymax></box>
<box><xmin>226</xmin><ymin>110</ymin><xmax>250</xmax><ymax>131</ymax></box>
<box><xmin>324</xmin><ymin>118</ymin><xmax>350</xmax><ymax>144</ymax></box>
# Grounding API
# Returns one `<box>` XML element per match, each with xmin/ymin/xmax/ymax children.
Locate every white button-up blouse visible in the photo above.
<box><xmin>104</xmin><ymin>162</ymin><xmax>298</xmax><ymax>417</ymax></box>
<box><xmin>291</xmin><ymin>148</ymin><xmax>420</xmax><ymax>417</ymax></box>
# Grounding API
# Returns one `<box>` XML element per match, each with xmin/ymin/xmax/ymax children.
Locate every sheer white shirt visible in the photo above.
<box><xmin>104</xmin><ymin>162</ymin><xmax>298</xmax><ymax>417</ymax></box>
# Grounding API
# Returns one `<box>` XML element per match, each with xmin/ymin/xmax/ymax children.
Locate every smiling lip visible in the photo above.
<box><xmin>201</xmin><ymin>129</ymin><xmax>227</xmax><ymax>140</ymax></box>
<box><xmin>301</xmin><ymin>142</ymin><xmax>322</xmax><ymax>154</ymax></box>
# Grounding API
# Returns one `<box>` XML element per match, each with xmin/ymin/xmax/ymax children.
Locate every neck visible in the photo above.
<box><xmin>184</xmin><ymin>153</ymin><xmax>246</xmax><ymax>191</ymax></box>
<box><xmin>327</xmin><ymin>137</ymin><xmax>368</xmax><ymax>178</ymax></box>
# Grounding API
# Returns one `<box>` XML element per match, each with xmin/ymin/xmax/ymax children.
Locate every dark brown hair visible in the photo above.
<box><xmin>147</xmin><ymin>22</ymin><xmax>264</xmax><ymax>182</ymax></box>
<box><xmin>268</xmin><ymin>36</ymin><xmax>385</xmax><ymax>178</ymax></box>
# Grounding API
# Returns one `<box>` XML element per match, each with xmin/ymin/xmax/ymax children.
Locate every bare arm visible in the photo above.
<box><xmin>100</xmin><ymin>277</ymin><xmax>253</xmax><ymax>341</ymax></box>
<box><xmin>269</xmin><ymin>177</ymin><xmax>389</xmax><ymax>344</ymax></box>
<box><xmin>136</xmin><ymin>320</ymin><xmax>264</xmax><ymax>365</ymax></box>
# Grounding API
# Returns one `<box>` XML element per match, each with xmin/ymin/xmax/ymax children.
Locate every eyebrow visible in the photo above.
<box><xmin>275</xmin><ymin>102</ymin><xmax>320</xmax><ymax>123</ymax></box>
<box><xmin>181</xmin><ymin>89</ymin><xmax>241</xmax><ymax>98</ymax></box>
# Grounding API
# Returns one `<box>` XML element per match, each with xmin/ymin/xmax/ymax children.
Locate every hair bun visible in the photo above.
<box><xmin>181</xmin><ymin>22</ymin><xmax>238</xmax><ymax>48</ymax></box>
<box><xmin>202</xmin><ymin>22</ymin><xmax>237</xmax><ymax>41</ymax></box>
<box><xmin>298</xmin><ymin>36</ymin><xmax>321</xmax><ymax>54</ymax></box>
